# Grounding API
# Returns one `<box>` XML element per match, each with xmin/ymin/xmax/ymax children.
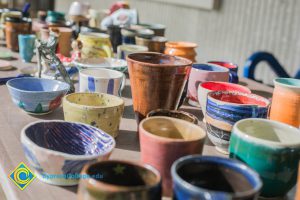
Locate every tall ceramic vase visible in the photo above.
<box><xmin>270</xmin><ymin>78</ymin><xmax>300</xmax><ymax>128</ymax></box>
<box><xmin>127</xmin><ymin>52</ymin><xmax>192</xmax><ymax>124</ymax></box>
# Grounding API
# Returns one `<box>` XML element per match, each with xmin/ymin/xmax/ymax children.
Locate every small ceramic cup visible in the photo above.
<box><xmin>229</xmin><ymin>118</ymin><xmax>300</xmax><ymax>198</ymax></box>
<box><xmin>139</xmin><ymin>116</ymin><xmax>206</xmax><ymax>196</ymax></box>
<box><xmin>63</xmin><ymin>93</ymin><xmax>125</xmax><ymax>138</ymax></box>
<box><xmin>171</xmin><ymin>155</ymin><xmax>262</xmax><ymax>200</ymax></box>
<box><xmin>78</xmin><ymin>160</ymin><xmax>162</xmax><ymax>200</ymax></box>
<box><xmin>18</xmin><ymin>34</ymin><xmax>36</xmax><ymax>62</ymax></box>
<box><xmin>198</xmin><ymin>81</ymin><xmax>251</xmax><ymax>116</ymax></box>
<box><xmin>117</xmin><ymin>44</ymin><xmax>148</xmax><ymax>60</ymax></box>
<box><xmin>187</xmin><ymin>63</ymin><xmax>229</xmax><ymax>107</ymax></box>
<box><xmin>79</xmin><ymin>68</ymin><xmax>126</xmax><ymax>96</ymax></box>
<box><xmin>146</xmin><ymin>109</ymin><xmax>198</xmax><ymax>124</ymax></box>
<box><xmin>208</xmin><ymin>61</ymin><xmax>239</xmax><ymax>83</ymax></box>
<box><xmin>206</xmin><ymin>91</ymin><xmax>270</xmax><ymax>154</ymax></box>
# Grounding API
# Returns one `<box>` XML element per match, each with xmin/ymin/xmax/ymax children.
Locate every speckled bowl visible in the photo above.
<box><xmin>21</xmin><ymin>120</ymin><xmax>115</xmax><ymax>186</ymax></box>
<box><xmin>63</xmin><ymin>93</ymin><xmax>125</xmax><ymax>137</ymax></box>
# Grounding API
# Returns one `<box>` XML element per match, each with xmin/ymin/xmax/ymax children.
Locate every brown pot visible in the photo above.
<box><xmin>127</xmin><ymin>52</ymin><xmax>192</xmax><ymax>124</ymax></box>
<box><xmin>164</xmin><ymin>41</ymin><xmax>197</xmax><ymax>62</ymax></box>
<box><xmin>135</xmin><ymin>36</ymin><xmax>167</xmax><ymax>53</ymax></box>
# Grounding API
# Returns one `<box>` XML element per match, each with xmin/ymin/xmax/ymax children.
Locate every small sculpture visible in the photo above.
<box><xmin>36</xmin><ymin>30</ymin><xmax>75</xmax><ymax>93</ymax></box>
<box><xmin>71</xmin><ymin>40</ymin><xmax>83</xmax><ymax>60</ymax></box>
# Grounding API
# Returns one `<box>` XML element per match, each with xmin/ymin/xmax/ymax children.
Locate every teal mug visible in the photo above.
<box><xmin>229</xmin><ymin>118</ymin><xmax>300</xmax><ymax>198</ymax></box>
<box><xmin>18</xmin><ymin>34</ymin><xmax>36</xmax><ymax>62</ymax></box>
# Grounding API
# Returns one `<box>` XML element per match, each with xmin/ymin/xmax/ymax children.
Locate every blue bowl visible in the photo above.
<box><xmin>7</xmin><ymin>77</ymin><xmax>70</xmax><ymax>115</ymax></box>
<box><xmin>21</xmin><ymin>120</ymin><xmax>115</xmax><ymax>185</ymax></box>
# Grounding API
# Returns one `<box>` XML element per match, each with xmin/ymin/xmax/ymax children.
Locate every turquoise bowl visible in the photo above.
<box><xmin>229</xmin><ymin>118</ymin><xmax>300</xmax><ymax>198</ymax></box>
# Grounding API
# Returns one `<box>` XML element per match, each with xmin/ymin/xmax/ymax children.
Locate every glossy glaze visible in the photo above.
<box><xmin>117</xmin><ymin>44</ymin><xmax>148</xmax><ymax>60</ymax></box>
<box><xmin>18</xmin><ymin>34</ymin><xmax>36</xmax><ymax>62</ymax></box>
<box><xmin>208</xmin><ymin>61</ymin><xmax>239</xmax><ymax>83</ymax></box>
<box><xmin>146</xmin><ymin>109</ymin><xmax>198</xmax><ymax>124</ymax></box>
<box><xmin>164</xmin><ymin>41</ymin><xmax>197</xmax><ymax>62</ymax></box>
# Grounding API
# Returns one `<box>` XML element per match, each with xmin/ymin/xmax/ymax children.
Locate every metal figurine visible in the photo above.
<box><xmin>36</xmin><ymin>30</ymin><xmax>75</xmax><ymax>93</ymax></box>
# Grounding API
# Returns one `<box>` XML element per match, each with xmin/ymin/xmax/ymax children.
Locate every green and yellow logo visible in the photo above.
<box><xmin>9</xmin><ymin>162</ymin><xmax>35</xmax><ymax>190</ymax></box>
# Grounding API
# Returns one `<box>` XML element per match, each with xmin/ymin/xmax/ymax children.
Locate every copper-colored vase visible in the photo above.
<box><xmin>127</xmin><ymin>53</ymin><xmax>192</xmax><ymax>123</ymax></box>
<box><xmin>164</xmin><ymin>41</ymin><xmax>197</xmax><ymax>62</ymax></box>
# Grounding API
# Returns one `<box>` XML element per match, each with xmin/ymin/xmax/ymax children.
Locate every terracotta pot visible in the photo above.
<box><xmin>139</xmin><ymin>116</ymin><xmax>206</xmax><ymax>196</ymax></box>
<box><xmin>164</xmin><ymin>41</ymin><xmax>197</xmax><ymax>62</ymax></box>
<box><xmin>127</xmin><ymin>52</ymin><xmax>192</xmax><ymax>123</ymax></box>
<box><xmin>270</xmin><ymin>78</ymin><xmax>300</xmax><ymax>128</ymax></box>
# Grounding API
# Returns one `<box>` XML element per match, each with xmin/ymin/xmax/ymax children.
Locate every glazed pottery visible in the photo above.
<box><xmin>127</xmin><ymin>52</ymin><xmax>192</xmax><ymax>123</ymax></box>
<box><xmin>171</xmin><ymin>155</ymin><xmax>262</xmax><ymax>200</ymax></box>
<box><xmin>7</xmin><ymin>78</ymin><xmax>70</xmax><ymax>115</ymax></box>
<box><xmin>137</xmin><ymin>23</ymin><xmax>166</xmax><ymax>36</ymax></box>
<box><xmin>187</xmin><ymin>63</ymin><xmax>229</xmax><ymax>107</ymax></box>
<box><xmin>73</xmin><ymin>57</ymin><xmax>127</xmax><ymax>72</ymax></box>
<box><xmin>206</xmin><ymin>91</ymin><xmax>270</xmax><ymax>154</ymax></box>
<box><xmin>107</xmin><ymin>25</ymin><xmax>122</xmax><ymax>53</ymax></box>
<box><xmin>296</xmin><ymin>164</ymin><xmax>300</xmax><ymax>200</ymax></box>
<box><xmin>63</xmin><ymin>93</ymin><xmax>124</xmax><ymax>137</ymax></box>
<box><xmin>139</xmin><ymin>116</ymin><xmax>206</xmax><ymax>196</ymax></box>
<box><xmin>46</xmin><ymin>11</ymin><xmax>65</xmax><ymax>24</ymax></box>
<box><xmin>269</xmin><ymin>78</ymin><xmax>300</xmax><ymax>128</ymax></box>
<box><xmin>121</xmin><ymin>28</ymin><xmax>136</xmax><ymax>44</ymax></box>
<box><xmin>79</xmin><ymin>68</ymin><xmax>125</xmax><ymax>96</ymax></box>
<box><xmin>135</xmin><ymin>36</ymin><xmax>167</xmax><ymax>53</ymax></box>
<box><xmin>18</xmin><ymin>34</ymin><xmax>36</xmax><ymax>62</ymax></box>
<box><xmin>198</xmin><ymin>81</ymin><xmax>251</xmax><ymax>115</ymax></box>
<box><xmin>78</xmin><ymin>160</ymin><xmax>162</xmax><ymax>200</ymax></box>
<box><xmin>146</xmin><ymin>109</ymin><xmax>198</xmax><ymax>124</ymax></box>
<box><xmin>21</xmin><ymin>120</ymin><xmax>115</xmax><ymax>185</ymax></box>
<box><xmin>78</xmin><ymin>32</ymin><xmax>113</xmax><ymax>58</ymax></box>
<box><xmin>229</xmin><ymin>118</ymin><xmax>300</xmax><ymax>198</ymax></box>
<box><xmin>164</xmin><ymin>41</ymin><xmax>197</xmax><ymax>62</ymax></box>
<box><xmin>208</xmin><ymin>61</ymin><xmax>239</xmax><ymax>83</ymax></box>
<box><xmin>117</xmin><ymin>44</ymin><xmax>148</xmax><ymax>60</ymax></box>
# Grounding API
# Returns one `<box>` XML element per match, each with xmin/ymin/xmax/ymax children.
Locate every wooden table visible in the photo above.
<box><xmin>0</xmin><ymin>48</ymin><xmax>287</xmax><ymax>200</ymax></box>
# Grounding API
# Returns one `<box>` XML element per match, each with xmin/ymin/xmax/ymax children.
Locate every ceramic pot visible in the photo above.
<box><xmin>198</xmin><ymin>81</ymin><xmax>251</xmax><ymax>116</ymax></box>
<box><xmin>79</xmin><ymin>68</ymin><xmax>125</xmax><ymax>96</ymax></box>
<box><xmin>208</xmin><ymin>61</ymin><xmax>239</xmax><ymax>83</ymax></box>
<box><xmin>127</xmin><ymin>52</ymin><xmax>192</xmax><ymax>124</ymax></box>
<box><xmin>164</xmin><ymin>41</ymin><xmax>197</xmax><ymax>62</ymax></box>
<box><xmin>171</xmin><ymin>155</ymin><xmax>262</xmax><ymax>200</ymax></box>
<box><xmin>206</xmin><ymin>91</ymin><xmax>270</xmax><ymax>154</ymax></box>
<box><xmin>135</xmin><ymin>36</ymin><xmax>167</xmax><ymax>53</ymax></box>
<box><xmin>63</xmin><ymin>93</ymin><xmax>124</xmax><ymax>138</ymax></box>
<box><xmin>146</xmin><ymin>109</ymin><xmax>198</xmax><ymax>124</ymax></box>
<box><xmin>137</xmin><ymin>23</ymin><xmax>166</xmax><ymax>36</ymax></box>
<box><xmin>117</xmin><ymin>44</ymin><xmax>148</xmax><ymax>60</ymax></box>
<box><xmin>229</xmin><ymin>118</ymin><xmax>300</xmax><ymax>198</ymax></box>
<box><xmin>296</xmin><ymin>164</ymin><xmax>300</xmax><ymax>200</ymax></box>
<box><xmin>269</xmin><ymin>78</ymin><xmax>300</xmax><ymax>128</ymax></box>
<box><xmin>18</xmin><ymin>34</ymin><xmax>36</xmax><ymax>62</ymax></box>
<box><xmin>107</xmin><ymin>25</ymin><xmax>122</xmax><ymax>53</ymax></box>
<box><xmin>78</xmin><ymin>160</ymin><xmax>162</xmax><ymax>200</ymax></box>
<box><xmin>78</xmin><ymin>32</ymin><xmax>113</xmax><ymax>58</ymax></box>
<box><xmin>187</xmin><ymin>63</ymin><xmax>229</xmax><ymax>107</ymax></box>
<box><xmin>139</xmin><ymin>116</ymin><xmax>206</xmax><ymax>196</ymax></box>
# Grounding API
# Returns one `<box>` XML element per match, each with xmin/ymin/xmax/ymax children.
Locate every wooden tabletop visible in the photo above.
<box><xmin>0</xmin><ymin>48</ymin><xmax>281</xmax><ymax>200</ymax></box>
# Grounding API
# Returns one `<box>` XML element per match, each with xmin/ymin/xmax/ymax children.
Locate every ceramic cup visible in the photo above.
<box><xmin>206</xmin><ymin>91</ymin><xmax>270</xmax><ymax>154</ymax></box>
<box><xmin>78</xmin><ymin>160</ymin><xmax>162</xmax><ymax>200</ymax></box>
<box><xmin>135</xmin><ymin>36</ymin><xmax>167</xmax><ymax>53</ymax></box>
<box><xmin>208</xmin><ymin>61</ymin><xmax>239</xmax><ymax>83</ymax></box>
<box><xmin>18</xmin><ymin>34</ymin><xmax>36</xmax><ymax>63</ymax></box>
<box><xmin>139</xmin><ymin>116</ymin><xmax>206</xmax><ymax>196</ymax></box>
<box><xmin>171</xmin><ymin>155</ymin><xmax>262</xmax><ymax>200</ymax></box>
<box><xmin>187</xmin><ymin>63</ymin><xmax>229</xmax><ymax>107</ymax></box>
<box><xmin>229</xmin><ymin>118</ymin><xmax>300</xmax><ymax>198</ymax></box>
<box><xmin>198</xmin><ymin>81</ymin><xmax>251</xmax><ymax>116</ymax></box>
<box><xmin>117</xmin><ymin>44</ymin><xmax>148</xmax><ymax>60</ymax></box>
<box><xmin>127</xmin><ymin>52</ymin><xmax>192</xmax><ymax>124</ymax></box>
<box><xmin>164</xmin><ymin>41</ymin><xmax>197</xmax><ymax>62</ymax></box>
<box><xmin>63</xmin><ymin>93</ymin><xmax>124</xmax><ymax>138</ymax></box>
<box><xmin>269</xmin><ymin>78</ymin><xmax>300</xmax><ymax>128</ymax></box>
<box><xmin>146</xmin><ymin>109</ymin><xmax>198</xmax><ymax>124</ymax></box>
<box><xmin>79</xmin><ymin>68</ymin><xmax>125</xmax><ymax>96</ymax></box>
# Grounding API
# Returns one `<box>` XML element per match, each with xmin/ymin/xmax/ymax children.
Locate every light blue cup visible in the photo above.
<box><xmin>7</xmin><ymin>77</ymin><xmax>70</xmax><ymax>115</ymax></box>
<box><xmin>18</xmin><ymin>34</ymin><xmax>36</xmax><ymax>62</ymax></box>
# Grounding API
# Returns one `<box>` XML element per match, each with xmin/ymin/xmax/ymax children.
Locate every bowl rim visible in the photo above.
<box><xmin>79</xmin><ymin>68</ymin><xmax>124</xmax><ymax>79</ymax></box>
<box><xmin>21</xmin><ymin>120</ymin><xmax>116</xmax><ymax>159</ymax></box>
<box><xmin>274</xmin><ymin>77</ymin><xmax>300</xmax><ymax>89</ymax></box>
<box><xmin>191</xmin><ymin>63</ymin><xmax>229</xmax><ymax>73</ymax></box>
<box><xmin>199</xmin><ymin>81</ymin><xmax>251</xmax><ymax>94</ymax></box>
<box><xmin>146</xmin><ymin>109</ymin><xmax>199</xmax><ymax>124</ymax></box>
<box><xmin>6</xmin><ymin>77</ymin><xmax>70</xmax><ymax>94</ymax></box>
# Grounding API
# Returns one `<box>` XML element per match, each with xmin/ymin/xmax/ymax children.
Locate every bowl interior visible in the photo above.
<box><xmin>275</xmin><ymin>78</ymin><xmax>300</xmax><ymax>87</ymax></box>
<box><xmin>25</xmin><ymin>121</ymin><xmax>114</xmax><ymax>155</ymax></box>
<box><xmin>201</xmin><ymin>82</ymin><xmax>251</xmax><ymax>93</ymax></box>
<box><xmin>65</xmin><ymin>93</ymin><xmax>123</xmax><ymax>107</ymax></box>
<box><xmin>147</xmin><ymin>110</ymin><xmax>197</xmax><ymax>123</ymax></box>
<box><xmin>192</xmin><ymin>64</ymin><xmax>228</xmax><ymax>72</ymax></box>
<box><xmin>128</xmin><ymin>53</ymin><xmax>191</xmax><ymax>66</ymax></box>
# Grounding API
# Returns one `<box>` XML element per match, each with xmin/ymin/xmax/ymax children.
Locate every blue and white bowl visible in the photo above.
<box><xmin>6</xmin><ymin>77</ymin><xmax>70</xmax><ymax>115</ymax></box>
<box><xmin>21</xmin><ymin>120</ymin><xmax>115</xmax><ymax>186</ymax></box>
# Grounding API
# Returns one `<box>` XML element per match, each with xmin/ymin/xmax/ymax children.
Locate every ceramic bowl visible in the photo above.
<box><xmin>21</xmin><ymin>120</ymin><xmax>115</xmax><ymax>186</ymax></box>
<box><xmin>206</xmin><ymin>91</ymin><xmax>270</xmax><ymax>154</ymax></box>
<box><xmin>7</xmin><ymin>77</ymin><xmax>70</xmax><ymax>115</ymax></box>
<box><xmin>146</xmin><ymin>109</ymin><xmax>198</xmax><ymax>124</ymax></box>
<box><xmin>63</xmin><ymin>93</ymin><xmax>125</xmax><ymax>138</ymax></box>
<box><xmin>73</xmin><ymin>57</ymin><xmax>127</xmax><ymax>72</ymax></box>
<box><xmin>208</xmin><ymin>61</ymin><xmax>239</xmax><ymax>83</ymax></box>
<box><xmin>171</xmin><ymin>155</ymin><xmax>262</xmax><ymax>200</ymax></box>
<box><xmin>229</xmin><ymin>118</ymin><xmax>300</xmax><ymax>198</ymax></box>
<box><xmin>78</xmin><ymin>160</ymin><xmax>162</xmax><ymax>200</ymax></box>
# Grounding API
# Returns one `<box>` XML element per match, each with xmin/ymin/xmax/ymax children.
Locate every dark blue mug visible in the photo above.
<box><xmin>208</xmin><ymin>61</ymin><xmax>239</xmax><ymax>83</ymax></box>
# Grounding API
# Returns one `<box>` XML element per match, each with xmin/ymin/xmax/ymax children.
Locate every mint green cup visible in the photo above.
<box><xmin>229</xmin><ymin>118</ymin><xmax>300</xmax><ymax>198</ymax></box>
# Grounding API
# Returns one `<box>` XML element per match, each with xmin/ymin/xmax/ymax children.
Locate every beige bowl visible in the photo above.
<box><xmin>63</xmin><ymin>93</ymin><xmax>124</xmax><ymax>137</ymax></box>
